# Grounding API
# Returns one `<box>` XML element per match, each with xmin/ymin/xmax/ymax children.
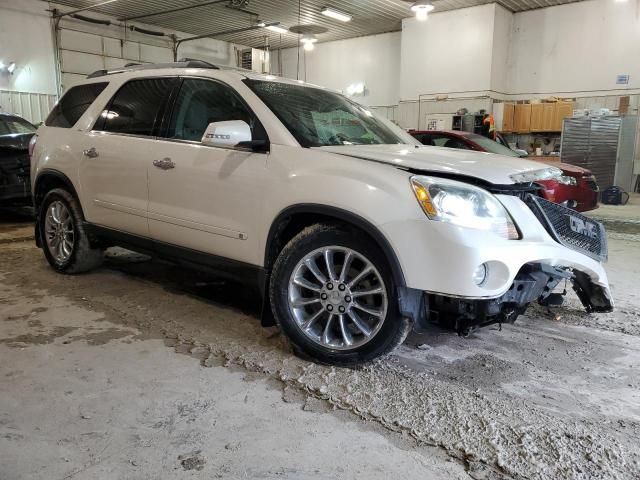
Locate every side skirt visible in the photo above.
<box><xmin>84</xmin><ymin>223</ymin><xmax>267</xmax><ymax>293</ymax></box>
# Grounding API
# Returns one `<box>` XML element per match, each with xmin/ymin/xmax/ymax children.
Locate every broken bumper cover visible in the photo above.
<box><xmin>387</xmin><ymin>193</ymin><xmax>613</xmax><ymax>327</ymax></box>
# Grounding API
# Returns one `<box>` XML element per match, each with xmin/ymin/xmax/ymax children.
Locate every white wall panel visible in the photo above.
<box><xmin>400</xmin><ymin>5</ymin><xmax>496</xmax><ymax>101</ymax></box>
<box><xmin>0</xmin><ymin>0</ymin><xmax>58</xmax><ymax>95</ymax></box>
<box><xmin>507</xmin><ymin>0</ymin><xmax>640</xmax><ymax>96</ymax></box>
<box><xmin>139</xmin><ymin>44</ymin><xmax>173</xmax><ymax>64</ymax></box>
<box><xmin>60</xmin><ymin>29</ymin><xmax>104</xmax><ymax>55</ymax></box>
<box><xmin>61</xmin><ymin>73</ymin><xmax>87</xmax><ymax>90</ymax></box>
<box><xmin>61</xmin><ymin>49</ymin><xmax>104</xmax><ymax>75</ymax></box>
<box><xmin>0</xmin><ymin>90</ymin><xmax>57</xmax><ymax>124</ymax></box>
<box><xmin>123</xmin><ymin>41</ymin><xmax>141</xmax><ymax>61</ymax></box>
<box><xmin>103</xmin><ymin>37</ymin><xmax>122</xmax><ymax>58</ymax></box>
<box><xmin>274</xmin><ymin>32</ymin><xmax>401</xmax><ymax>106</ymax></box>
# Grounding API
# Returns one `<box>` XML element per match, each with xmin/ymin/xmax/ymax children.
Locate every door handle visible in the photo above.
<box><xmin>153</xmin><ymin>157</ymin><xmax>175</xmax><ymax>170</ymax></box>
<box><xmin>83</xmin><ymin>147</ymin><xmax>99</xmax><ymax>158</ymax></box>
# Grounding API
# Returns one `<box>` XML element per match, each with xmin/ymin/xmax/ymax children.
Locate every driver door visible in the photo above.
<box><xmin>147</xmin><ymin>77</ymin><xmax>268</xmax><ymax>265</ymax></box>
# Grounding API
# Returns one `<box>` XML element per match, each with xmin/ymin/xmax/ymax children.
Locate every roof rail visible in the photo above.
<box><xmin>86</xmin><ymin>60</ymin><xmax>220</xmax><ymax>79</ymax></box>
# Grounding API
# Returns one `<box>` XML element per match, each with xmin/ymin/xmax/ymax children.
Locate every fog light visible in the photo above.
<box><xmin>473</xmin><ymin>263</ymin><xmax>488</xmax><ymax>286</ymax></box>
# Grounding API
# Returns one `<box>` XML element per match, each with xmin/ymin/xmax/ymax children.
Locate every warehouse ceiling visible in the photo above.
<box><xmin>48</xmin><ymin>0</ymin><xmax>586</xmax><ymax>49</ymax></box>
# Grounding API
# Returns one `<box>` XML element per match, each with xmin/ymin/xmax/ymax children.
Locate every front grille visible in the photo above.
<box><xmin>524</xmin><ymin>194</ymin><xmax>607</xmax><ymax>261</ymax></box>
<box><xmin>585</xmin><ymin>178</ymin><xmax>599</xmax><ymax>191</ymax></box>
<box><xmin>488</xmin><ymin>183</ymin><xmax>542</xmax><ymax>201</ymax></box>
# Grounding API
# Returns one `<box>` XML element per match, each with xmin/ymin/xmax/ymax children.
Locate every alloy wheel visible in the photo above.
<box><xmin>288</xmin><ymin>246</ymin><xmax>388</xmax><ymax>350</ymax></box>
<box><xmin>44</xmin><ymin>200</ymin><xmax>75</xmax><ymax>264</ymax></box>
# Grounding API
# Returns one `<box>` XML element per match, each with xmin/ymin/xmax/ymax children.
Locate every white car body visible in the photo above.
<box><xmin>30</xmin><ymin>63</ymin><xmax>612</xmax><ymax>358</ymax></box>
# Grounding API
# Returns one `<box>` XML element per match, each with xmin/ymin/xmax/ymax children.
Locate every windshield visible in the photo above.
<box><xmin>244</xmin><ymin>79</ymin><xmax>413</xmax><ymax>147</ymax></box>
<box><xmin>466</xmin><ymin>133</ymin><xmax>520</xmax><ymax>157</ymax></box>
<box><xmin>0</xmin><ymin>115</ymin><xmax>36</xmax><ymax>136</ymax></box>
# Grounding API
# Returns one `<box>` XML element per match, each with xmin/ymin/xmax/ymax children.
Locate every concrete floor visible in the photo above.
<box><xmin>1</xmin><ymin>204</ymin><xmax>639</xmax><ymax>479</ymax></box>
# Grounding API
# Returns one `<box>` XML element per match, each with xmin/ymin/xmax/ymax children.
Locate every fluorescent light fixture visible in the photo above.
<box><xmin>7</xmin><ymin>62</ymin><xmax>16</xmax><ymax>73</ymax></box>
<box><xmin>346</xmin><ymin>82</ymin><xmax>365</xmax><ymax>96</ymax></box>
<box><xmin>321</xmin><ymin>7</ymin><xmax>352</xmax><ymax>22</ymax></box>
<box><xmin>300</xmin><ymin>34</ymin><xmax>318</xmax><ymax>44</ymax></box>
<box><xmin>265</xmin><ymin>25</ymin><xmax>288</xmax><ymax>34</ymax></box>
<box><xmin>411</xmin><ymin>1</ymin><xmax>434</xmax><ymax>21</ymax></box>
<box><xmin>255</xmin><ymin>20</ymin><xmax>267</xmax><ymax>27</ymax></box>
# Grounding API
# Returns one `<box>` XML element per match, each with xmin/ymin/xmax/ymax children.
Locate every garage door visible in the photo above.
<box><xmin>57</xmin><ymin>22</ymin><xmax>174</xmax><ymax>91</ymax></box>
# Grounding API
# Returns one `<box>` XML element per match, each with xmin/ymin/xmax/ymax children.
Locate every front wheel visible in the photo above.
<box><xmin>269</xmin><ymin>224</ymin><xmax>410</xmax><ymax>367</ymax></box>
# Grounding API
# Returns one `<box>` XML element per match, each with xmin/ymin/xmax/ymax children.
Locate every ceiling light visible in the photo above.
<box><xmin>0</xmin><ymin>61</ymin><xmax>5</xmax><ymax>69</ymax></box>
<box><xmin>321</xmin><ymin>7</ymin><xmax>352</xmax><ymax>22</ymax></box>
<box><xmin>300</xmin><ymin>34</ymin><xmax>318</xmax><ymax>50</ymax></box>
<box><xmin>255</xmin><ymin>20</ymin><xmax>267</xmax><ymax>27</ymax></box>
<box><xmin>265</xmin><ymin>25</ymin><xmax>288</xmax><ymax>34</ymax></box>
<box><xmin>7</xmin><ymin>63</ymin><xmax>16</xmax><ymax>74</ymax></box>
<box><xmin>411</xmin><ymin>1</ymin><xmax>434</xmax><ymax>21</ymax></box>
<box><xmin>346</xmin><ymin>82</ymin><xmax>365</xmax><ymax>96</ymax></box>
<box><xmin>300</xmin><ymin>34</ymin><xmax>318</xmax><ymax>43</ymax></box>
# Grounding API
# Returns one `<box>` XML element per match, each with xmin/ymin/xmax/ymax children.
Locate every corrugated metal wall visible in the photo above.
<box><xmin>561</xmin><ymin>116</ymin><xmax>622</xmax><ymax>191</ymax></box>
<box><xmin>0</xmin><ymin>90</ymin><xmax>58</xmax><ymax>125</ymax></box>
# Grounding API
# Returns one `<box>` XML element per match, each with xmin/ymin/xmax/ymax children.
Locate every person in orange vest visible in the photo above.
<box><xmin>482</xmin><ymin>113</ymin><xmax>496</xmax><ymax>140</ymax></box>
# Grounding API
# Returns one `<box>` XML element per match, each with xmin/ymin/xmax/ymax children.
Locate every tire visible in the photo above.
<box><xmin>38</xmin><ymin>188</ymin><xmax>103</xmax><ymax>274</ymax></box>
<box><xmin>269</xmin><ymin>223</ymin><xmax>411</xmax><ymax>367</ymax></box>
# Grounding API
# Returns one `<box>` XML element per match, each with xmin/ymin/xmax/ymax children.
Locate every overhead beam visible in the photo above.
<box><xmin>53</xmin><ymin>0</ymin><xmax>118</xmax><ymax>18</ymax></box>
<box><xmin>119</xmin><ymin>0</ymin><xmax>228</xmax><ymax>22</ymax></box>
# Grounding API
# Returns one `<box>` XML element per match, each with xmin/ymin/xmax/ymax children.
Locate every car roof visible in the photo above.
<box><xmin>84</xmin><ymin>60</ymin><xmax>331</xmax><ymax>92</ymax></box>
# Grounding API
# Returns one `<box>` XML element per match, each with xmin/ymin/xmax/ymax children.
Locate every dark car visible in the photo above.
<box><xmin>409</xmin><ymin>130</ymin><xmax>599</xmax><ymax>212</ymax></box>
<box><xmin>0</xmin><ymin>112</ymin><xmax>36</xmax><ymax>205</ymax></box>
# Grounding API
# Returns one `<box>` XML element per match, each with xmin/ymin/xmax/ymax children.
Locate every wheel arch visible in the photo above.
<box><xmin>33</xmin><ymin>169</ymin><xmax>82</xmax><ymax>213</ymax></box>
<box><xmin>264</xmin><ymin>204</ymin><xmax>406</xmax><ymax>288</ymax></box>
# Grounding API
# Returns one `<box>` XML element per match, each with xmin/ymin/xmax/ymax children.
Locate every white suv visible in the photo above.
<box><xmin>30</xmin><ymin>61</ymin><xmax>612</xmax><ymax>366</ymax></box>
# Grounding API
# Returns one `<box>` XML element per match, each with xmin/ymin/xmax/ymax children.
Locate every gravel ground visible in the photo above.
<box><xmin>1</xmin><ymin>208</ymin><xmax>639</xmax><ymax>479</ymax></box>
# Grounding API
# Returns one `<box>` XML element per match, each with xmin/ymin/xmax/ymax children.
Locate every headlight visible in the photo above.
<box><xmin>510</xmin><ymin>167</ymin><xmax>562</xmax><ymax>183</ymax></box>
<box><xmin>410</xmin><ymin>176</ymin><xmax>519</xmax><ymax>239</ymax></box>
<box><xmin>556</xmin><ymin>175</ymin><xmax>577</xmax><ymax>186</ymax></box>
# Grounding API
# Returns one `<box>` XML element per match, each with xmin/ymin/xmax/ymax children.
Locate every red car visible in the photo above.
<box><xmin>409</xmin><ymin>130</ymin><xmax>599</xmax><ymax>212</ymax></box>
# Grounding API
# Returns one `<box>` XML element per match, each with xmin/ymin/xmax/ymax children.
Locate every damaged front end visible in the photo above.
<box><xmin>398</xmin><ymin>190</ymin><xmax>613</xmax><ymax>336</ymax></box>
<box><xmin>425</xmin><ymin>263</ymin><xmax>612</xmax><ymax>335</ymax></box>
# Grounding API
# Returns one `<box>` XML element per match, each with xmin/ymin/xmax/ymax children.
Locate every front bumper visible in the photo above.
<box><xmin>384</xmin><ymin>194</ymin><xmax>612</xmax><ymax>308</ymax></box>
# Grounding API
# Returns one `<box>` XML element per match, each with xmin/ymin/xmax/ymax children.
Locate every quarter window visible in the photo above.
<box><xmin>99</xmin><ymin>78</ymin><xmax>178</xmax><ymax>136</ymax></box>
<box><xmin>45</xmin><ymin>82</ymin><xmax>108</xmax><ymax>128</ymax></box>
<box><xmin>167</xmin><ymin>78</ymin><xmax>260</xmax><ymax>142</ymax></box>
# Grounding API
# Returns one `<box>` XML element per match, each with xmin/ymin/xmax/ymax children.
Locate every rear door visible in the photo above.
<box><xmin>79</xmin><ymin>77</ymin><xmax>179</xmax><ymax>237</ymax></box>
<box><xmin>147</xmin><ymin>77</ymin><xmax>268</xmax><ymax>265</ymax></box>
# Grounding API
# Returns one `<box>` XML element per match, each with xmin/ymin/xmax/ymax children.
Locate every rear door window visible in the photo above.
<box><xmin>97</xmin><ymin>78</ymin><xmax>179</xmax><ymax>136</ymax></box>
<box><xmin>45</xmin><ymin>82</ymin><xmax>108</xmax><ymax>128</ymax></box>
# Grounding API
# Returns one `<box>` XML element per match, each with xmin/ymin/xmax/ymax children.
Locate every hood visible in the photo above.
<box><xmin>315</xmin><ymin>144</ymin><xmax>555</xmax><ymax>185</ymax></box>
<box><xmin>540</xmin><ymin>160</ymin><xmax>591</xmax><ymax>176</ymax></box>
<box><xmin>0</xmin><ymin>133</ymin><xmax>33</xmax><ymax>151</ymax></box>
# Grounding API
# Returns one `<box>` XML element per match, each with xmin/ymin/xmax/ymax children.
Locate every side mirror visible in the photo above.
<box><xmin>514</xmin><ymin>149</ymin><xmax>529</xmax><ymax>157</ymax></box>
<box><xmin>201</xmin><ymin>120</ymin><xmax>252</xmax><ymax>148</ymax></box>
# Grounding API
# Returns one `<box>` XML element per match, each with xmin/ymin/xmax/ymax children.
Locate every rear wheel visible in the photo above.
<box><xmin>270</xmin><ymin>224</ymin><xmax>410</xmax><ymax>366</ymax></box>
<box><xmin>39</xmin><ymin>188</ymin><xmax>103</xmax><ymax>273</ymax></box>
